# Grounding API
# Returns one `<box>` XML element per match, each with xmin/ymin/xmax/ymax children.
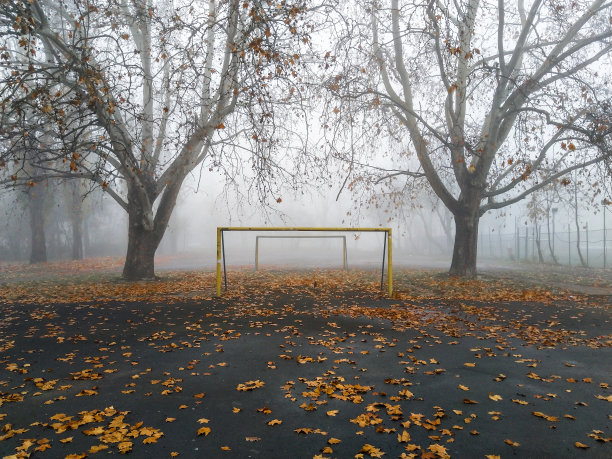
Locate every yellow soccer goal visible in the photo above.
<box><xmin>216</xmin><ymin>227</ymin><xmax>392</xmax><ymax>297</ymax></box>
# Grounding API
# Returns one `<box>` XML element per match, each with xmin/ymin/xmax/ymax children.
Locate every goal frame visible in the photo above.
<box><xmin>216</xmin><ymin>227</ymin><xmax>392</xmax><ymax>297</ymax></box>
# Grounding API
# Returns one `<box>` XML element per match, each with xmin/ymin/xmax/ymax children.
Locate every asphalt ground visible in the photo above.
<box><xmin>0</xmin><ymin>271</ymin><xmax>611</xmax><ymax>458</ymax></box>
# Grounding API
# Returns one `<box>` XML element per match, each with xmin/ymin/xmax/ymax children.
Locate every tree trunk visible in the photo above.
<box><xmin>71</xmin><ymin>214</ymin><xmax>83</xmax><ymax>260</ymax></box>
<box><xmin>28</xmin><ymin>186</ymin><xmax>47</xmax><ymax>264</ymax></box>
<box><xmin>122</xmin><ymin>205</ymin><xmax>160</xmax><ymax>280</ymax></box>
<box><xmin>546</xmin><ymin>210</ymin><xmax>559</xmax><ymax>264</ymax></box>
<box><xmin>70</xmin><ymin>182</ymin><xmax>84</xmax><ymax>260</ymax></box>
<box><xmin>573</xmin><ymin>187</ymin><xmax>587</xmax><ymax>267</ymax></box>
<box><xmin>449</xmin><ymin>209</ymin><xmax>479</xmax><ymax>277</ymax></box>
<box><xmin>121</xmin><ymin>179</ymin><xmax>183</xmax><ymax>280</ymax></box>
<box><xmin>535</xmin><ymin>222</ymin><xmax>544</xmax><ymax>263</ymax></box>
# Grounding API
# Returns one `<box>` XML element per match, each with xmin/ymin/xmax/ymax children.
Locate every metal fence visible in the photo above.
<box><xmin>478</xmin><ymin>225</ymin><xmax>610</xmax><ymax>268</ymax></box>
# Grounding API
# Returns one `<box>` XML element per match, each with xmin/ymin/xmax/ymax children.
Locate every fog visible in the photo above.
<box><xmin>2</xmin><ymin>166</ymin><xmax>609</xmax><ymax>273</ymax></box>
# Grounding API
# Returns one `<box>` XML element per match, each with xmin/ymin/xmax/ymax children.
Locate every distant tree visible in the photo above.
<box><xmin>0</xmin><ymin>0</ymin><xmax>311</xmax><ymax>279</ymax></box>
<box><xmin>324</xmin><ymin>0</ymin><xmax>612</xmax><ymax>276</ymax></box>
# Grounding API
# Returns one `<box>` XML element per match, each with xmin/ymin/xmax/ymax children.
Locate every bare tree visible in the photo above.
<box><xmin>0</xmin><ymin>0</ymin><xmax>311</xmax><ymax>279</ymax></box>
<box><xmin>325</xmin><ymin>0</ymin><xmax>612</xmax><ymax>276</ymax></box>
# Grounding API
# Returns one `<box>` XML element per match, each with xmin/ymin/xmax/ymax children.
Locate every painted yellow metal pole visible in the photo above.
<box><xmin>388</xmin><ymin>229</ymin><xmax>393</xmax><ymax>297</ymax></box>
<box><xmin>216</xmin><ymin>227</ymin><xmax>222</xmax><ymax>296</ymax></box>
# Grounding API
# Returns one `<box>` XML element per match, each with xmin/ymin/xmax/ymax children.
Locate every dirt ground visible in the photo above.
<box><xmin>0</xmin><ymin>261</ymin><xmax>611</xmax><ymax>458</ymax></box>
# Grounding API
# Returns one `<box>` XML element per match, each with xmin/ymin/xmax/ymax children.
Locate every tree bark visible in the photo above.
<box><xmin>28</xmin><ymin>186</ymin><xmax>47</xmax><ymax>264</ymax></box>
<box><xmin>121</xmin><ymin>179</ymin><xmax>184</xmax><ymax>280</ymax></box>
<box><xmin>71</xmin><ymin>213</ymin><xmax>83</xmax><ymax>260</ymax></box>
<box><xmin>535</xmin><ymin>222</ymin><xmax>544</xmax><ymax>263</ymax></box>
<box><xmin>122</xmin><ymin>200</ymin><xmax>160</xmax><ymax>280</ymax></box>
<box><xmin>122</xmin><ymin>225</ymin><xmax>158</xmax><ymax>280</ymax></box>
<box><xmin>449</xmin><ymin>195</ymin><xmax>480</xmax><ymax>277</ymax></box>
<box><xmin>573</xmin><ymin>186</ymin><xmax>587</xmax><ymax>267</ymax></box>
<box><xmin>449</xmin><ymin>213</ymin><xmax>479</xmax><ymax>277</ymax></box>
<box><xmin>70</xmin><ymin>182</ymin><xmax>84</xmax><ymax>260</ymax></box>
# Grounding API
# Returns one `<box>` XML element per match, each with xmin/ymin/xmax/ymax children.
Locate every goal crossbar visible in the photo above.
<box><xmin>216</xmin><ymin>227</ymin><xmax>392</xmax><ymax>297</ymax></box>
<box><xmin>255</xmin><ymin>236</ymin><xmax>348</xmax><ymax>271</ymax></box>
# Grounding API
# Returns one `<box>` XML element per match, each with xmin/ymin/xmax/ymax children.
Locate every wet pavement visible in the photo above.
<box><xmin>0</xmin><ymin>279</ymin><xmax>611</xmax><ymax>458</ymax></box>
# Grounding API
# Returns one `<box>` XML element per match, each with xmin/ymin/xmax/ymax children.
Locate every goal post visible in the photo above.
<box><xmin>216</xmin><ymin>227</ymin><xmax>392</xmax><ymax>297</ymax></box>
<box><xmin>255</xmin><ymin>235</ymin><xmax>348</xmax><ymax>271</ymax></box>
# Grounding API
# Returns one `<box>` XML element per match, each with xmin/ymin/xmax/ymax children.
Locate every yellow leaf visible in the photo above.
<box><xmin>397</xmin><ymin>430</ymin><xmax>410</xmax><ymax>443</ymax></box>
<box><xmin>359</xmin><ymin>443</ymin><xmax>385</xmax><ymax>458</ymax></box>
<box><xmin>197</xmin><ymin>418</ymin><xmax>209</xmax><ymax>424</ymax></box>
<box><xmin>532</xmin><ymin>411</ymin><xmax>558</xmax><ymax>422</ymax></box>
<box><xmin>83</xmin><ymin>426</ymin><xmax>105</xmax><ymax>435</ymax></box>
<box><xmin>89</xmin><ymin>444</ymin><xmax>109</xmax><ymax>453</ymax></box>
<box><xmin>267</xmin><ymin>419</ymin><xmax>282</xmax><ymax>426</ymax></box>
<box><xmin>464</xmin><ymin>363</ymin><xmax>475</xmax><ymax>367</ymax></box>
<box><xmin>429</xmin><ymin>444</ymin><xmax>447</xmax><ymax>455</ymax></box>
<box><xmin>60</xmin><ymin>437</ymin><xmax>73</xmax><ymax>443</ymax></box>
<box><xmin>236</xmin><ymin>380</ymin><xmax>264</xmax><ymax>391</ymax></box>
<box><xmin>458</xmin><ymin>385</ymin><xmax>469</xmax><ymax>391</ymax></box>
<box><xmin>171</xmin><ymin>453</ymin><xmax>179</xmax><ymax>457</ymax></box>
<box><xmin>197</xmin><ymin>427</ymin><xmax>211</xmax><ymax>436</ymax></box>
<box><xmin>328</xmin><ymin>437</ymin><xmax>341</xmax><ymax>445</ymax></box>
<box><xmin>118</xmin><ymin>441</ymin><xmax>133</xmax><ymax>454</ymax></box>
<box><xmin>221</xmin><ymin>446</ymin><xmax>231</xmax><ymax>451</ymax></box>
<box><xmin>574</xmin><ymin>442</ymin><xmax>589</xmax><ymax>449</ymax></box>
<box><xmin>326</xmin><ymin>410</ymin><xmax>338</xmax><ymax>416</ymax></box>
<box><xmin>489</xmin><ymin>393</ymin><xmax>502</xmax><ymax>402</ymax></box>
<box><xmin>233</xmin><ymin>407</ymin><xmax>241</xmax><ymax>413</ymax></box>
<box><xmin>165</xmin><ymin>417</ymin><xmax>176</xmax><ymax>423</ymax></box>
<box><xmin>512</xmin><ymin>399</ymin><xmax>529</xmax><ymax>405</ymax></box>
<box><xmin>504</xmin><ymin>439</ymin><xmax>520</xmax><ymax>447</ymax></box>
